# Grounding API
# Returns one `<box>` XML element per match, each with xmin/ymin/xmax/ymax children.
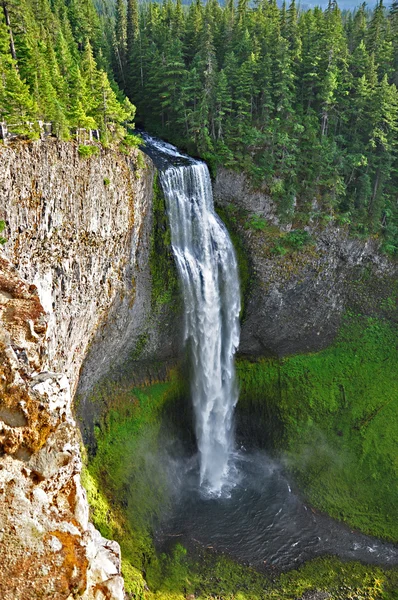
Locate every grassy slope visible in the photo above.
<box><xmin>237</xmin><ymin>313</ymin><xmax>398</xmax><ymax>541</ymax></box>
<box><xmin>146</xmin><ymin>549</ymin><xmax>398</xmax><ymax>600</ymax></box>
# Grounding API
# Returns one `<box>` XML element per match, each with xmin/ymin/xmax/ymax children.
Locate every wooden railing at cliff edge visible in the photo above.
<box><xmin>0</xmin><ymin>121</ymin><xmax>101</xmax><ymax>144</ymax></box>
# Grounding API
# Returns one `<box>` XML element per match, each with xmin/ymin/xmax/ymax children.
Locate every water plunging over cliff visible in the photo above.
<box><xmin>142</xmin><ymin>136</ymin><xmax>240</xmax><ymax>495</ymax></box>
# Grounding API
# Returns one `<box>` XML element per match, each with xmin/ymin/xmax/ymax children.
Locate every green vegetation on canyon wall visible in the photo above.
<box><xmin>150</xmin><ymin>173</ymin><xmax>180</xmax><ymax>310</ymax></box>
<box><xmin>216</xmin><ymin>205</ymin><xmax>252</xmax><ymax>318</ymax></box>
<box><xmin>237</xmin><ymin>312</ymin><xmax>398</xmax><ymax>542</ymax></box>
<box><xmin>82</xmin><ymin>370</ymin><xmax>189</xmax><ymax>596</ymax></box>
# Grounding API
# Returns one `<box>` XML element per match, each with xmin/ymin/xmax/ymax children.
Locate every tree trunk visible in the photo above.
<box><xmin>2</xmin><ymin>1</ymin><xmax>17</xmax><ymax>62</ymax></box>
<box><xmin>368</xmin><ymin>165</ymin><xmax>381</xmax><ymax>217</ymax></box>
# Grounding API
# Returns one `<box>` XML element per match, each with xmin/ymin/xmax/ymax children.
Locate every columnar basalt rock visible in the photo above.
<box><xmin>0</xmin><ymin>140</ymin><xmax>157</xmax><ymax>391</ymax></box>
<box><xmin>0</xmin><ymin>140</ymin><xmax>159</xmax><ymax>599</ymax></box>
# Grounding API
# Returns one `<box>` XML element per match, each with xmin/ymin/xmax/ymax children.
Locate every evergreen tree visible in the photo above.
<box><xmin>1</xmin><ymin>0</ymin><xmax>398</xmax><ymax>249</ymax></box>
<box><xmin>113</xmin><ymin>0</ymin><xmax>127</xmax><ymax>85</ymax></box>
<box><xmin>390</xmin><ymin>0</ymin><xmax>398</xmax><ymax>83</ymax></box>
<box><xmin>0</xmin><ymin>0</ymin><xmax>136</xmax><ymax>141</ymax></box>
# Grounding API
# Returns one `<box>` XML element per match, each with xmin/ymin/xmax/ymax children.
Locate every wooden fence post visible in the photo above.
<box><xmin>0</xmin><ymin>122</ymin><xmax>7</xmax><ymax>143</ymax></box>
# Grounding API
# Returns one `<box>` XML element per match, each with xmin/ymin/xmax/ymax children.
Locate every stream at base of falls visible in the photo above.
<box><xmin>154</xmin><ymin>449</ymin><xmax>398</xmax><ymax>572</ymax></box>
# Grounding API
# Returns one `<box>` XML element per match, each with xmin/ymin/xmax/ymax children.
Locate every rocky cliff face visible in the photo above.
<box><xmin>0</xmin><ymin>256</ymin><xmax>126</xmax><ymax>600</ymax></box>
<box><xmin>1</xmin><ymin>140</ymin><xmax>158</xmax><ymax>390</ymax></box>
<box><xmin>0</xmin><ymin>139</ymin><xmax>163</xmax><ymax>599</ymax></box>
<box><xmin>214</xmin><ymin>167</ymin><xmax>398</xmax><ymax>356</ymax></box>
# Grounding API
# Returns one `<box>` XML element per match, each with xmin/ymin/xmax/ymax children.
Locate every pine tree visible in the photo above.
<box><xmin>0</xmin><ymin>60</ymin><xmax>35</xmax><ymax>124</ymax></box>
<box><xmin>114</xmin><ymin>0</ymin><xmax>127</xmax><ymax>85</ymax></box>
<box><xmin>159</xmin><ymin>36</ymin><xmax>186</xmax><ymax>132</ymax></box>
<box><xmin>126</xmin><ymin>0</ymin><xmax>139</xmax><ymax>54</ymax></box>
<box><xmin>286</xmin><ymin>0</ymin><xmax>301</xmax><ymax>63</ymax></box>
<box><xmin>92</xmin><ymin>69</ymin><xmax>135</xmax><ymax>140</ymax></box>
<box><xmin>0</xmin><ymin>8</ymin><xmax>34</xmax><ymax>131</ymax></box>
<box><xmin>390</xmin><ymin>0</ymin><xmax>398</xmax><ymax>84</ymax></box>
<box><xmin>213</xmin><ymin>68</ymin><xmax>231</xmax><ymax>142</ymax></box>
<box><xmin>184</xmin><ymin>0</ymin><xmax>203</xmax><ymax>65</ymax></box>
<box><xmin>126</xmin><ymin>0</ymin><xmax>140</xmax><ymax>98</ymax></box>
<box><xmin>349</xmin><ymin>3</ymin><xmax>367</xmax><ymax>51</ymax></box>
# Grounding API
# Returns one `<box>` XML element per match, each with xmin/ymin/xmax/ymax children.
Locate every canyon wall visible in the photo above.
<box><xmin>214</xmin><ymin>167</ymin><xmax>398</xmax><ymax>356</ymax></box>
<box><xmin>0</xmin><ymin>141</ymin><xmax>396</xmax><ymax>599</ymax></box>
<box><xmin>0</xmin><ymin>139</ymin><xmax>164</xmax><ymax>599</ymax></box>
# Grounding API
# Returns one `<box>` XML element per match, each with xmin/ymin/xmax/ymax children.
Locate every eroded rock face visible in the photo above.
<box><xmin>214</xmin><ymin>167</ymin><xmax>398</xmax><ymax>356</ymax></box>
<box><xmin>0</xmin><ymin>140</ymin><xmax>157</xmax><ymax>393</ymax></box>
<box><xmin>0</xmin><ymin>140</ymin><xmax>160</xmax><ymax>599</ymax></box>
<box><xmin>0</xmin><ymin>257</ymin><xmax>125</xmax><ymax>599</ymax></box>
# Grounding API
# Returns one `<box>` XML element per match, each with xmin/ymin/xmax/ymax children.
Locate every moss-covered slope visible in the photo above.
<box><xmin>82</xmin><ymin>368</ymin><xmax>192</xmax><ymax>596</ymax></box>
<box><xmin>237</xmin><ymin>313</ymin><xmax>398</xmax><ymax>542</ymax></box>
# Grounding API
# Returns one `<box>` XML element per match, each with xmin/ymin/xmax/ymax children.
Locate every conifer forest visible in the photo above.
<box><xmin>1</xmin><ymin>0</ymin><xmax>398</xmax><ymax>251</ymax></box>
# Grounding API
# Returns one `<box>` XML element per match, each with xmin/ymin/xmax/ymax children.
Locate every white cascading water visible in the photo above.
<box><xmin>146</xmin><ymin>137</ymin><xmax>241</xmax><ymax>495</ymax></box>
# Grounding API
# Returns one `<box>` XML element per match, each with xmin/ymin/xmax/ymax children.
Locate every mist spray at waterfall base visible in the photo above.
<box><xmin>144</xmin><ymin>135</ymin><xmax>241</xmax><ymax>496</ymax></box>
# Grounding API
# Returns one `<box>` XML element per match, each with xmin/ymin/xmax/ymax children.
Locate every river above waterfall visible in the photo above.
<box><xmin>154</xmin><ymin>449</ymin><xmax>398</xmax><ymax>571</ymax></box>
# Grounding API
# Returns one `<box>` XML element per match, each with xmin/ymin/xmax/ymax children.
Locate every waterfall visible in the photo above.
<box><xmin>143</xmin><ymin>136</ymin><xmax>241</xmax><ymax>495</ymax></box>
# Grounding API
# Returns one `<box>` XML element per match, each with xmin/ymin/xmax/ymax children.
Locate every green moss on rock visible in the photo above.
<box><xmin>216</xmin><ymin>205</ymin><xmax>252</xmax><ymax>318</ymax></box>
<box><xmin>237</xmin><ymin>313</ymin><xmax>398</xmax><ymax>541</ymax></box>
<box><xmin>82</xmin><ymin>369</ymin><xmax>189</xmax><ymax>591</ymax></box>
<box><xmin>150</xmin><ymin>173</ymin><xmax>180</xmax><ymax>309</ymax></box>
<box><xmin>144</xmin><ymin>547</ymin><xmax>398</xmax><ymax>599</ymax></box>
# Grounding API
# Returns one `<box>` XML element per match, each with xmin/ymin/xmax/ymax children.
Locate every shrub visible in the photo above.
<box><xmin>381</xmin><ymin>242</ymin><xmax>398</xmax><ymax>256</ymax></box>
<box><xmin>270</xmin><ymin>229</ymin><xmax>313</xmax><ymax>255</ymax></box>
<box><xmin>0</xmin><ymin>220</ymin><xmax>6</xmax><ymax>245</ymax></box>
<box><xmin>119</xmin><ymin>134</ymin><xmax>144</xmax><ymax>156</ymax></box>
<box><xmin>245</xmin><ymin>214</ymin><xmax>268</xmax><ymax>231</ymax></box>
<box><xmin>271</xmin><ymin>243</ymin><xmax>288</xmax><ymax>256</ymax></box>
<box><xmin>78</xmin><ymin>144</ymin><xmax>100</xmax><ymax>158</ymax></box>
<box><xmin>337</xmin><ymin>212</ymin><xmax>352</xmax><ymax>226</ymax></box>
<box><xmin>284</xmin><ymin>229</ymin><xmax>312</xmax><ymax>249</ymax></box>
<box><xmin>103</xmin><ymin>177</ymin><xmax>110</xmax><ymax>186</ymax></box>
<box><xmin>122</xmin><ymin>133</ymin><xmax>143</xmax><ymax>148</ymax></box>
